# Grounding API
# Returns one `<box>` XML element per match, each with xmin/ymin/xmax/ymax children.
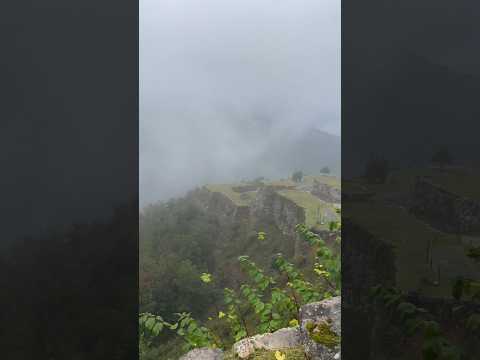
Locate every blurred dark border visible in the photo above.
<box><xmin>342</xmin><ymin>1</ymin><xmax>480</xmax><ymax>359</ymax></box>
<box><xmin>0</xmin><ymin>1</ymin><xmax>138</xmax><ymax>359</ymax></box>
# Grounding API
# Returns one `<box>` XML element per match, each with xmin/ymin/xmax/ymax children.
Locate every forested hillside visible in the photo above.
<box><xmin>139</xmin><ymin>174</ymin><xmax>341</xmax><ymax>359</ymax></box>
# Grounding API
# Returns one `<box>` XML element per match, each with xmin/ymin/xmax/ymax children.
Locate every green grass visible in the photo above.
<box><xmin>205</xmin><ymin>177</ymin><xmax>340</xmax><ymax>230</ymax></box>
<box><xmin>303</xmin><ymin>175</ymin><xmax>341</xmax><ymax>189</ymax></box>
<box><xmin>375</xmin><ymin>167</ymin><xmax>480</xmax><ymax>200</ymax></box>
<box><xmin>345</xmin><ymin>167</ymin><xmax>480</xmax><ymax>202</ymax></box>
<box><xmin>425</xmin><ymin>169</ymin><xmax>480</xmax><ymax>200</ymax></box>
<box><xmin>345</xmin><ymin>202</ymin><xmax>478</xmax><ymax>297</ymax></box>
<box><xmin>342</xmin><ymin>179</ymin><xmax>372</xmax><ymax>195</ymax></box>
<box><xmin>278</xmin><ymin>190</ymin><xmax>339</xmax><ymax>230</ymax></box>
<box><xmin>265</xmin><ymin>179</ymin><xmax>297</xmax><ymax>188</ymax></box>
<box><xmin>266</xmin><ymin>175</ymin><xmax>340</xmax><ymax>190</ymax></box>
<box><xmin>205</xmin><ymin>184</ymin><xmax>257</xmax><ymax>206</ymax></box>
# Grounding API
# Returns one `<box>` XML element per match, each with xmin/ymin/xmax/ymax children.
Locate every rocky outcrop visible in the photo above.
<box><xmin>193</xmin><ymin>185</ymin><xmax>313</xmax><ymax>246</ymax></box>
<box><xmin>192</xmin><ymin>188</ymin><xmax>250</xmax><ymax>224</ymax></box>
<box><xmin>179</xmin><ymin>298</ymin><xmax>342</xmax><ymax>360</ymax></box>
<box><xmin>412</xmin><ymin>176</ymin><xmax>480</xmax><ymax>233</ymax></box>
<box><xmin>252</xmin><ymin>186</ymin><xmax>305</xmax><ymax>236</ymax></box>
<box><xmin>179</xmin><ymin>347</ymin><xmax>224</xmax><ymax>360</ymax></box>
<box><xmin>231</xmin><ymin>297</ymin><xmax>342</xmax><ymax>360</ymax></box>
<box><xmin>341</xmin><ymin>219</ymin><xmax>396</xmax><ymax>360</ymax></box>
<box><xmin>299</xmin><ymin>297</ymin><xmax>341</xmax><ymax>360</ymax></box>
<box><xmin>342</xmin><ymin>220</ymin><xmax>396</xmax><ymax>307</ymax></box>
<box><xmin>252</xmin><ymin>186</ymin><xmax>306</xmax><ymax>258</ymax></box>
<box><xmin>312</xmin><ymin>182</ymin><xmax>341</xmax><ymax>203</ymax></box>
<box><xmin>233</xmin><ymin>327</ymin><xmax>301</xmax><ymax>358</ymax></box>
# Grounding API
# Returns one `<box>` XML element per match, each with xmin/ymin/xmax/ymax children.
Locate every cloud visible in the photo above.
<box><xmin>140</xmin><ymin>0</ymin><xmax>340</xmax><ymax>205</ymax></box>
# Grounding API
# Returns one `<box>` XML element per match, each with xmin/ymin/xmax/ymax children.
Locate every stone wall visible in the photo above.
<box><xmin>342</xmin><ymin>216</ymin><xmax>480</xmax><ymax>359</ymax></box>
<box><xmin>191</xmin><ymin>185</ymin><xmax>334</xmax><ymax>267</ymax></box>
<box><xmin>341</xmin><ymin>219</ymin><xmax>397</xmax><ymax>360</ymax></box>
<box><xmin>311</xmin><ymin>182</ymin><xmax>341</xmax><ymax>203</ymax></box>
<box><xmin>252</xmin><ymin>186</ymin><xmax>306</xmax><ymax>258</ymax></box>
<box><xmin>190</xmin><ymin>188</ymin><xmax>249</xmax><ymax>224</ymax></box>
<box><xmin>342</xmin><ymin>219</ymin><xmax>397</xmax><ymax>307</ymax></box>
<box><xmin>411</xmin><ymin>177</ymin><xmax>480</xmax><ymax>233</ymax></box>
<box><xmin>252</xmin><ymin>187</ymin><xmax>305</xmax><ymax>236</ymax></box>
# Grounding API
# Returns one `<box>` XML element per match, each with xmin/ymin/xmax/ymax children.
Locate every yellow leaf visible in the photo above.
<box><xmin>289</xmin><ymin>319</ymin><xmax>299</xmax><ymax>327</ymax></box>
<box><xmin>200</xmin><ymin>273</ymin><xmax>212</xmax><ymax>283</ymax></box>
<box><xmin>275</xmin><ymin>350</ymin><xmax>286</xmax><ymax>360</ymax></box>
<box><xmin>218</xmin><ymin>311</ymin><xmax>226</xmax><ymax>319</ymax></box>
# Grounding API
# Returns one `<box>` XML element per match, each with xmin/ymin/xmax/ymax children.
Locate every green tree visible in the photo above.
<box><xmin>320</xmin><ymin>166</ymin><xmax>331</xmax><ymax>174</ymax></box>
<box><xmin>139</xmin><ymin>222</ymin><xmax>341</xmax><ymax>355</ymax></box>
<box><xmin>365</xmin><ymin>155</ymin><xmax>389</xmax><ymax>184</ymax></box>
<box><xmin>431</xmin><ymin>146</ymin><xmax>452</xmax><ymax>168</ymax></box>
<box><xmin>292</xmin><ymin>170</ymin><xmax>304</xmax><ymax>183</ymax></box>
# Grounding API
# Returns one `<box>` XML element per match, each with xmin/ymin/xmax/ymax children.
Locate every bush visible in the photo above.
<box><xmin>139</xmin><ymin>219</ymin><xmax>341</xmax><ymax>354</ymax></box>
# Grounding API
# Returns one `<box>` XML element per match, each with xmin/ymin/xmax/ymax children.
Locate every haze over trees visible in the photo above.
<box><xmin>431</xmin><ymin>146</ymin><xmax>452</xmax><ymax>168</ymax></box>
<box><xmin>365</xmin><ymin>155</ymin><xmax>389</xmax><ymax>184</ymax></box>
<box><xmin>139</xmin><ymin>174</ymin><xmax>341</xmax><ymax>358</ymax></box>
<box><xmin>139</xmin><ymin>0</ymin><xmax>341</xmax><ymax>357</ymax></box>
<box><xmin>292</xmin><ymin>171</ymin><xmax>304</xmax><ymax>183</ymax></box>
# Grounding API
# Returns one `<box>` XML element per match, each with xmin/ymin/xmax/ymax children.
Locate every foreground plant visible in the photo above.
<box><xmin>139</xmin><ymin>311</ymin><xmax>219</xmax><ymax>351</ymax></box>
<box><xmin>139</xmin><ymin>220</ymin><xmax>341</xmax><ymax>355</ymax></box>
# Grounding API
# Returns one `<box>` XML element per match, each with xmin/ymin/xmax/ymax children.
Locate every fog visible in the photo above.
<box><xmin>140</xmin><ymin>0</ymin><xmax>340</xmax><ymax>206</ymax></box>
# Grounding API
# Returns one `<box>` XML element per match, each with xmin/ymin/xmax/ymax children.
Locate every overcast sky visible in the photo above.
<box><xmin>140</xmin><ymin>0</ymin><xmax>340</xmax><ymax>206</ymax></box>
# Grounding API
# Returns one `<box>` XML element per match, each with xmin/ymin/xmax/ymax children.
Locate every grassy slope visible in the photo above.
<box><xmin>204</xmin><ymin>184</ymin><xmax>257</xmax><ymax>206</ymax></box>
<box><xmin>346</xmin><ymin>202</ymin><xmax>477</xmax><ymax>297</ymax></box>
<box><xmin>381</xmin><ymin>167</ymin><xmax>480</xmax><ymax>200</ymax></box>
<box><xmin>304</xmin><ymin>174</ymin><xmax>341</xmax><ymax>189</ymax></box>
<box><xmin>205</xmin><ymin>176</ymin><xmax>341</xmax><ymax>233</ymax></box>
<box><xmin>277</xmin><ymin>190</ymin><xmax>339</xmax><ymax>230</ymax></box>
<box><xmin>266</xmin><ymin>175</ymin><xmax>340</xmax><ymax>188</ymax></box>
<box><xmin>426</xmin><ymin>169</ymin><xmax>480</xmax><ymax>200</ymax></box>
<box><xmin>346</xmin><ymin>168</ymin><xmax>480</xmax><ymax>207</ymax></box>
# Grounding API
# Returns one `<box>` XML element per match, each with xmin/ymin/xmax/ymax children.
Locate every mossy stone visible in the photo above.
<box><xmin>306</xmin><ymin>320</ymin><xmax>340</xmax><ymax>349</ymax></box>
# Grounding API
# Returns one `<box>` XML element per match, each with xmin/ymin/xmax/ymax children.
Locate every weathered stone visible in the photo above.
<box><xmin>411</xmin><ymin>176</ymin><xmax>480</xmax><ymax>233</ymax></box>
<box><xmin>312</xmin><ymin>181</ymin><xmax>341</xmax><ymax>203</ymax></box>
<box><xmin>233</xmin><ymin>327</ymin><xmax>301</xmax><ymax>359</ymax></box>
<box><xmin>179</xmin><ymin>347</ymin><xmax>224</xmax><ymax>360</ymax></box>
<box><xmin>252</xmin><ymin>186</ymin><xmax>306</xmax><ymax>258</ymax></box>
<box><xmin>299</xmin><ymin>296</ymin><xmax>341</xmax><ymax>360</ymax></box>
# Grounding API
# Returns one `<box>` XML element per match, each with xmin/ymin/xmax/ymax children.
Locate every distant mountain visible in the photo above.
<box><xmin>140</xmin><ymin>127</ymin><xmax>340</xmax><ymax>206</ymax></box>
<box><xmin>344</xmin><ymin>0</ymin><xmax>480</xmax><ymax>176</ymax></box>
<box><xmin>343</xmin><ymin>53</ymin><xmax>480</xmax><ymax>177</ymax></box>
<box><xmin>236</xmin><ymin>128</ymin><xmax>340</xmax><ymax>182</ymax></box>
<box><xmin>259</xmin><ymin>128</ymin><xmax>340</xmax><ymax>177</ymax></box>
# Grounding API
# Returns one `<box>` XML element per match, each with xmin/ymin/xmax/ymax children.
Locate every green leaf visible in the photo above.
<box><xmin>144</xmin><ymin>317</ymin><xmax>155</xmax><ymax>330</ymax></box>
<box><xmin>466</xmin><ymin>313</ymin><xmax>480</xmax><ymax>333</ymax></box>
<box><xmin>397</xmin><ymin>302</ymin><xmax>417</xmax><ymax>320</ymax></box>
<box><xmin>423</xmin><ymin>321</ymin><xmax>441</xmax><ymax>337</ymax></box>
<box><xmin>200</xmin><ymin>272</ymin><xmax>213</xmax><ymax>283</ymax></box>
<box><xmin>152</xmin><ymin>322</ymin><xmax>163</xmax><ymax>336</ymax></box>
<box><xmin>255</xmin><ymin>302</ymin><xmax>265</xmax><ymax>313</ymax></box>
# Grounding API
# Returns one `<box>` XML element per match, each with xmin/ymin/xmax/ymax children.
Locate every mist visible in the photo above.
<box><xmin>140</xmin><ymin>0</ymin><xmax>340</xmax><ymax>206</ymax></box>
